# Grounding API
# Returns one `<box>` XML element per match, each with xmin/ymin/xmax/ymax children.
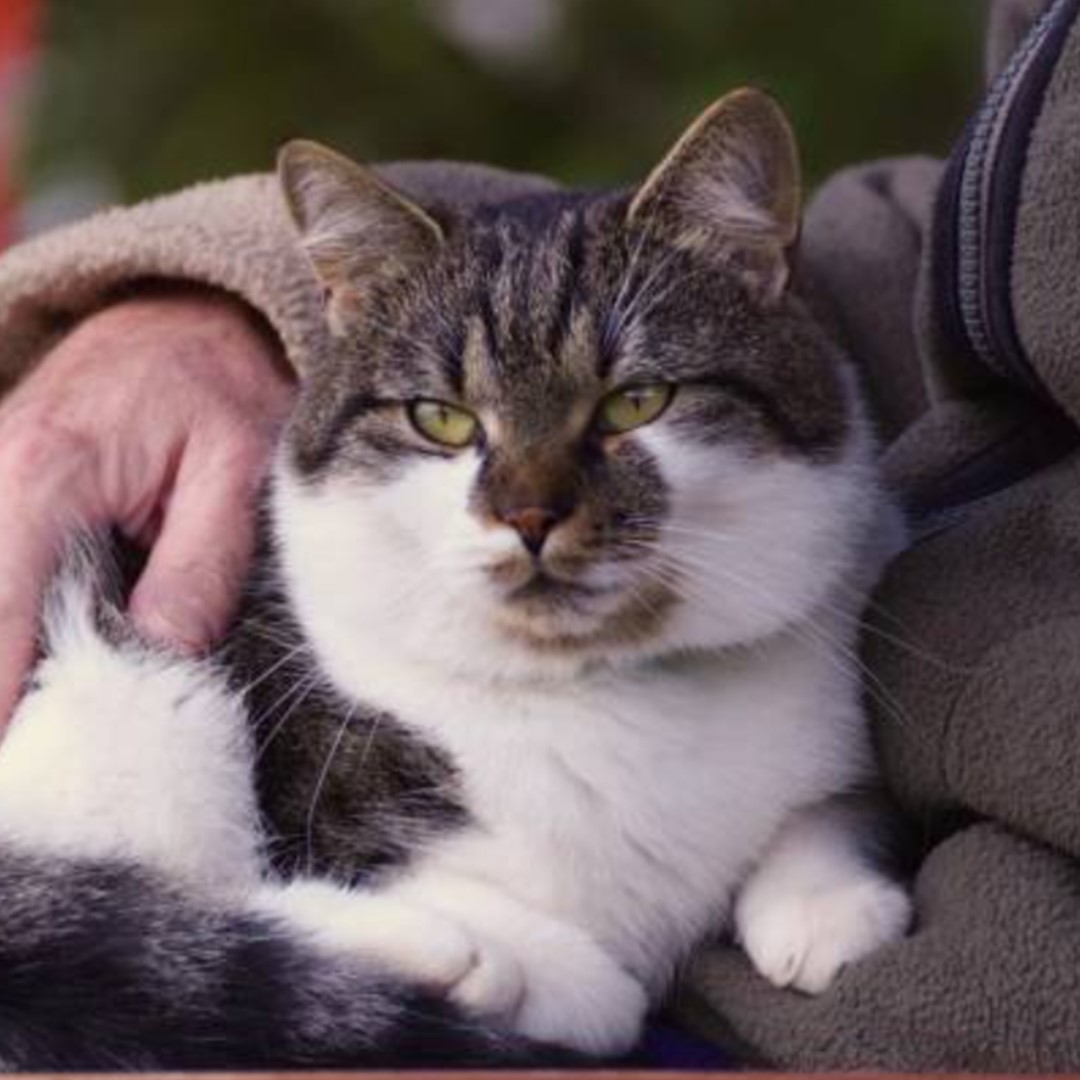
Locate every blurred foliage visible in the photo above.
<box><xmin>24</xmin><ymin>0</ymin><xmax>985</xmax><ymax>204</ymax></box>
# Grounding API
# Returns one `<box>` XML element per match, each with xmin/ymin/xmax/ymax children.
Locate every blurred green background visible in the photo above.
<box><xmin>23</xmin><ymin>0</ymin><xmax>986</xmax><ymax>217</ymax></box>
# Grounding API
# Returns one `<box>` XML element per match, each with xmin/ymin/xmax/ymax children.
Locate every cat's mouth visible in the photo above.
<box><xmin>491</xmin><ymin>563</ymin><xmax>678</xmax><ymax>653</ymax></box>
<box><xmin>504</xmin><ymin>570</ymin><xmax>609</xmax><ymax>609</ymax></box>
<box><xmin>493</xmin><ymin>568</ymin><xmax>625</xmax><ymax>645</ymax></box>
<box><xmin>486</xmin><ymin>557</ymin><xmax>638</xmax><ymax>643</ymax></box>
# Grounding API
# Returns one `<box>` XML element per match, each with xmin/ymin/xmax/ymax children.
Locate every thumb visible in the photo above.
<box><xmin>128</xmin><ymin>439</ymin><xmax>264</xmax><ymax>651</ymax></box>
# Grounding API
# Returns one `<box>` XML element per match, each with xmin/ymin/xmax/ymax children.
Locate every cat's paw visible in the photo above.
<box><xmin>510</xmin><ymin>934</ymin><xmax>648</xmax><ymax>1058</ymax></box>
<box><xmin>389</xmin><ymin>873</ymin><xmax>648</xmax><ymax>1056</ymax></box>
<box><xmin>254</xmin><ymin>880</ymin><xmax>525</xmax><ymax>1022</ymax></box>
<box><xmin>735</xmin><ymin>872</ymin><xmax>911</xmax><ymax>994</ymax></box>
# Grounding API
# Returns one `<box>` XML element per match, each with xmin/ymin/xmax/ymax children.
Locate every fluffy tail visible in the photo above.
<box><xmin>0</xmin><ymin>849</ymin><xmax>568</xmax><ymax>1070</ymax></box>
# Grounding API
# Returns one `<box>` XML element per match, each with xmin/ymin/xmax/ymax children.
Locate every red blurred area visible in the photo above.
<box><xmin>0</xmin><ymin>0</ymin><xmax>40</xmax><ymax>248</ymax></box>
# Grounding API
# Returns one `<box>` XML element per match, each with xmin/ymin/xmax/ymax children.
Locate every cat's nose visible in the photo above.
<box><xmin>501</xmin><ymin>506</ymin><xmax>566</xmax><ymax>556</ymax></box>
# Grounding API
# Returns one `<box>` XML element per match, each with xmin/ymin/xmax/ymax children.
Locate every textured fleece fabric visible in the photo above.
<box><xmin>3</xmin><ymin>0</ymin><xmax>1080</xmax><ymax>1070</ymax></box>
<box><xmin>798</xmin><ymin>157</ymin><xmax>940</xmax><ymax>440</ymax></box>
<box><xmin>1011</xmin><ymin>8</ymin><xmax>1080</xmax><ymax>423</ymax></box>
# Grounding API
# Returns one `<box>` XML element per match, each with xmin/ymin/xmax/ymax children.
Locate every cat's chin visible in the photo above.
<box><xmin>497</xmin><ymin>567</ymin><xmax>620</xmax><ymax>619</ymax></box>
<box><xmin>489</xmin><ymin>576</ymin><xmax>678</xmax><ymax>660</ymax></box>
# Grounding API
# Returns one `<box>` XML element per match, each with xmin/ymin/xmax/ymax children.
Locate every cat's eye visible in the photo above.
<box><xmin>595</xmin><ymin>383</ymin><xmax>675</xmax><ymax>435</ymax></box>
<box><xmin>407</xmin><ymin>399</ymin><xmax>480</xmax><ymax>448</ymax></box>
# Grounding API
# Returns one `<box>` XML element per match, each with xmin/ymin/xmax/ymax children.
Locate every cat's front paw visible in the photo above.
<box><xmin>510</xmin><ymin>934</ymin><xmax>648</xmax><ymax>1058</ymax></box>
<box><xmin>390</xmin><ymin>874</ymin><xmax>648</xmax><ymax>1056</ymax></box>
<box><xmin>254</xmin><ymin>880</ymin><xmax>525</xmax><ymax>1022</ymax></box>
<box><xmin>735</xmin><ymin>872</ymin><xmax>911</xmax><ymax>994</ymax></box>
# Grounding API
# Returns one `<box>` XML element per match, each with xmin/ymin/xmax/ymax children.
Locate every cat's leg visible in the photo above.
<box><xmin>0</xmin><ymin>573</ymin><xmax>262</xmax><ymax>895</ymax></box>
<box><xmin>254</xmin><ymin>871</ymin><xmax>647</xmax><ymax>1057</ymax></box>
<box><xmin>253</xmin><ymin>877</ymin><xmax>527</xmax><ymax>1022</ymax></box>
<box><xmin>384</xmin><ymin>871</ymin><xmax>648</xmax><ymax>1056</ymax></box>
<box><xmin>733</xmin><ymin>797</ymin><xmax>912</xmax><ymax>994</ymax></box>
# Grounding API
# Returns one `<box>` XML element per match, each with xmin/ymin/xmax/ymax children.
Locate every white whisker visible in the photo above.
<box><xmin>304</xmin><ymin>702</ymin><xmax>360</xmax><ymax>872</ymax></box>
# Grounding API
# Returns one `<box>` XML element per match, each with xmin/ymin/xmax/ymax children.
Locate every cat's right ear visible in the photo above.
<box><xmin>278</xmin><ymin>140</ymin><xmax>444</xmax><ymax>331</ymax></box>
<box><xmin>627</xmin><ymin>88</ymin><xmax>800</xmax><ymax>305</ymax></box>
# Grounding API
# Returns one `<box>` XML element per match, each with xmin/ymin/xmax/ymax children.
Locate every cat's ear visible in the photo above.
<box><xmin>278</xmin><ymin>139</ymin><xmax>444</xmax><ymax>329</ymax></box>
<box><xmin>627</xmin><ymin>88</ymin><xmax>800</xmax><ymax>304</ymax></box>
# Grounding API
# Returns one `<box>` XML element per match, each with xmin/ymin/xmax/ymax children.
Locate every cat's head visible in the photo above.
<box><xmin>272</xmin><ymin>89</ymin><xmax>882</xmax><ymax>683</ymax></box>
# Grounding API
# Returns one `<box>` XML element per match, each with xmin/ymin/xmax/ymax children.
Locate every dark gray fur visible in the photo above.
<box><xmin>225</xmin><ymin>542</ymin><xmax>470</xmax><ymax>885</ymax></box>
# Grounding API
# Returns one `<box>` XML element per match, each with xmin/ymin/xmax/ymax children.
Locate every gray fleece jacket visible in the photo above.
<box><xmin>1</xmin><ymin>0</ymin><xmax>1078</xmax><ymax>1070</ymax></box>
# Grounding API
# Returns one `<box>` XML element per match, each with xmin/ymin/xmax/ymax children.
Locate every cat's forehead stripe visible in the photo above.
<box><xmin>473</xmin><ymin>206</ymin><xmax>597</xmax><ymax>363</ymax></box>
<box><xmin>545</xmin><ymin>210</ymin><xmax>587</xmax><ymax>358</ymax></box>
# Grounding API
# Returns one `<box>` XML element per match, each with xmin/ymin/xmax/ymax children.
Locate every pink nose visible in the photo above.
<box><xmin>501</xmin><ymin>506</ymin><xmax>563</xmax><ymax>556</ymax></box>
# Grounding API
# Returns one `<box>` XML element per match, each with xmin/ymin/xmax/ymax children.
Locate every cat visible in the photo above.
<box><xmin>0</xmin><ymin>87</ymin><xmax>911</xmax><ymax>1069</ymax></box>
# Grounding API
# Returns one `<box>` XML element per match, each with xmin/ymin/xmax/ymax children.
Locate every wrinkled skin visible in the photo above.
<box><xmin>0</xmin><ymin>291</ymin><xmax>294</xmax><ymax>726</ymax></box>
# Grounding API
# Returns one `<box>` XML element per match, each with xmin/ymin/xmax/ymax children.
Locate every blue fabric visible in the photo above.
<box><xmin>634</xmin><ymin>1022</ymin><xmax>737</xmax><ymax>1070</ymax></box>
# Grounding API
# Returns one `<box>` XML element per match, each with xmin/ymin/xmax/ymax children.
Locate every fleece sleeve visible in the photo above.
<box><xmin>800</xmin><ymin>157</ymin><xmax>941</xmax><ymax>441</ymax></box>
<box><xmin>0</xmin><ymin>173</ymin><xmax>326</xmax><ymax>393</ymax></box>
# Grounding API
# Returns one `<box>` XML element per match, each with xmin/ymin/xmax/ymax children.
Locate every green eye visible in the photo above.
<box><xmin>596</xmin><ymin>383</ymin><xmax>675</xmax><ymax>435</ymax></box>
<box><xmin>407</xmin><ymin>399</ymin><xmax>480</xmax><ymax>448</ymax></box>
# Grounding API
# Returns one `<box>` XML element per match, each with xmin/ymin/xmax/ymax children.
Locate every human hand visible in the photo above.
<box><xmin>0</xmin><ymin>290</ymin><xmax>296</xmax><ymax>726</ymax></box>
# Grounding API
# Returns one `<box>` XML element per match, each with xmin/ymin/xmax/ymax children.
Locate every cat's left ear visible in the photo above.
<box><xmin>278</xmin><ymin>139</ymin><xmax>445</xmax><ymax>330</ymax></box>
<box><xmin>627</xmin><ymin>88</ymin><xmax>801</xmax><ymax>304</ymax></box>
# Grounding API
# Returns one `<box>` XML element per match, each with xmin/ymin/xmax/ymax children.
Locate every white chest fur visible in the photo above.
<box><xmin>270</xmin><ymin>427</ymin><xmax>893</xmax><ymax>1017</ymax></box>
<box><xmin>313</xmin><ymin>626</ymin><xmax>869</xmax><ymax>990</ymax></box>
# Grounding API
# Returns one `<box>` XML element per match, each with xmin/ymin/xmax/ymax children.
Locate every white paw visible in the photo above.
<box><xmin>736</xmin><ymin>873</ymin><xmax>911</xmax><ymax>994</ymax></box>
<box><xmin>274</xmin><ymin>870</ymin><xmax>648</xmax><ymax>1055</ymax></box>
<box><xmin>509</xmin><ymin>928</ymin><xmax>648</xmax><ymax>1057</ymax></box>
<box><xmin>389</xmin><ymin>874</ymin><xmax>648</xmax><ymax>1056</ymax></box>
<box><xmin>254</xmin><ymin>880</ymin><xmax>525</xmax><ymax>1022</ymax></box>
<box><xmin>449</xmin><ymin>936</ymin><xmax>526</xmax><ymax>1022</ymax></box>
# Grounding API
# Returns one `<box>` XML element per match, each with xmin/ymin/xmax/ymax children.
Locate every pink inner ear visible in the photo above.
<box><xmin>281</xmin><ymin>139</ymin><xmax>445</xmax><ymax>311</ymax></box>
<box><xmin>625</xmin><ymin>108</ymin><xmax>799</xmax><ymax>304</ymax></box>
<box><xmin>627</xmin><ymin>90</ymin><xmax>801</xmax><ymax>268</ymax></box>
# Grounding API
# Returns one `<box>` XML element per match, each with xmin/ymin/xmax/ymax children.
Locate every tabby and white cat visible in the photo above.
<box><xmin>0</xmin><ymin>89</ymin><xmax>909</xmax><ymax>1068</ymax></box>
